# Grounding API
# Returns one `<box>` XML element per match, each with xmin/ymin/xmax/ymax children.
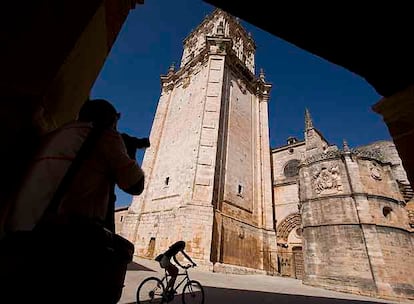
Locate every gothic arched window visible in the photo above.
<box><xmin>284</xmin><ymin>159</ymin><xmax>300</xmax><ymax>178</ymax></box>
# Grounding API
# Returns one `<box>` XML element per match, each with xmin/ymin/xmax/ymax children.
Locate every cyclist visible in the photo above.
<box><xmin>155</xmin><ymin>240</ymin><xmax>196</xmax><ymax>297</ymax></box>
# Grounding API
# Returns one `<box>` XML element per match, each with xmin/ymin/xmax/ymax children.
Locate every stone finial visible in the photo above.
<box><xmin>305</xmin><ymin>108</ymin><xmax>314</xmax><ymax>131</ymax></box>
<box><xmin>216</xmin><ymin>21</ymin><xmax>225</xmax><ymax>36</ymax></box>
<box><xmin>235</xmin><ymin>17</ymin><xmax>240</xmax><ymax>23</ymax></box>
<box><xmin>168</xmin><ymin>62</ymin><xmax>175</xmax><ymax>74</ymax></box>
<box><xmin>259</xmin><ymin>68</ymin><xmax>265</xmax><ymax>82</ymax></box>
<box><xmin>343</xmin><ymin>139</ymin><xmax>350</xmax><ymax>152</ymax></box>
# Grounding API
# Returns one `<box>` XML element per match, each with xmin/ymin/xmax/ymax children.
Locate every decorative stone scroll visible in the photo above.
<box><xmin>304</xmin><ymin>150</ymin><xmax>342</xmax><ymax>165</ymax></box>
<box><xmin>351</xmin><ymin>148</ymin><xmax>385</xmax><ymax>162</ymax></box>
<box><xmin>311</xmin><ymin>165</ymin><xmax>343</xmax><ymax>195</ymax></box>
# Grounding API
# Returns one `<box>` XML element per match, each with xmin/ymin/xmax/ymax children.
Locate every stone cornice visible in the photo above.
<box><xmin>301</xmin><ymin>148</ymin><xmax>390</xmax><ymax>167</ymax></box>
<box><xmin>161</xmin><ymin>35</ymin><xmax>271</xmax><ymax>100</ymax></box>
<box><xmin>160</xmin><ymin>49</ymin><xmax>211</xmax><ymax>91</ymax></box>
<box><xmin>301</xmin><ymin>192</ymin><xmax>405</xmax><ymax>206</ymax></box>
<box><xmin>257</xmin><ymin>82</ymin><xmax>272</xmax><ymax>102</ymax></box>
<box><xmin>301</xmin><ymin>150</ymin><xmax>342</xmax><ymax>166</ymax></box>
<box><xmin>224</xmin><ymin>50</ymin><xmax>272</xmax><ymax>99</ymax></box>
<box><xmin>350</xmin><ymin>147</ymin><xmax>386</xmax><ymax>163</ymax></box>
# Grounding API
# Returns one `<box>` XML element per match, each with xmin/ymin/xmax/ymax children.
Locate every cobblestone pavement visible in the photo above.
<box><xmin>119</xmin><ymin>258</ymin><xmax>401</xmax><ymax>304</ymax></box>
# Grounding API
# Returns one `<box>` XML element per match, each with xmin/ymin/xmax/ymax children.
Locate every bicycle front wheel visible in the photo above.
<box><xmin>182</xmin><ymin>280</ymin><xmax>204</xmax><ymax>304</ymax></box>
<box><xmin>136</xmin><ymin>277</ymin><xmax>165</xmax><ymax>304</ymax></box>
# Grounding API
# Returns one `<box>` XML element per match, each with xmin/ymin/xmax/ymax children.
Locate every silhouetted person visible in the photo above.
<box><xmin>156</xmin><ymin>241</ymin><xmax>197</xmax><ymax>299</ymax></box>
<box><xmin>0</xmin><ymin>99</ymin><xmax>148</xmax><ymax>303</ymax></box>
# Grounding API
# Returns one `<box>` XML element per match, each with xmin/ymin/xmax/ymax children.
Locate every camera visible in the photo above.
<box><xmin>121</xmin><ymin>133</ymin><xmax>150</xmax><ymax>149</ymax></box>
<box><xmin>121</xmin><ymin>133</ymin><xmax>150</xmax><ymax>160</ymax></box>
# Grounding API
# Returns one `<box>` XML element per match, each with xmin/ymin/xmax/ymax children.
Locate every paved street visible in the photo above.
<box><xmin>119</xmin><ymin>258</ymin><xmax>399</xmax><ymax>304</ymax></box>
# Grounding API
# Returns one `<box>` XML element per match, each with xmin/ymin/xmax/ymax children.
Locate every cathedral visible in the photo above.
<box><xmin>119</xmin><ymin>9</ymin><xmax>414</xmax><ymax>301</ymax></box>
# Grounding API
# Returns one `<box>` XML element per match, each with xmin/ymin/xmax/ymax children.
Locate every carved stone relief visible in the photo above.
<box><xmin>182</xmin><ymin>75</ymin><xmax>191</xmax><ymax>89</ymax></box>
<box><xmin>237</xmin><ymin>78</ymin><xmax>247</xmax><ymax>94</ymax></box>
<box><xmin>311</xmin><ymin>165</ymin><xmax>343</xmax><ymax>195</ymax></box>
<box><xmin>369</xmin><ymin>162</ymin><xmax>382</xmax><ymax>181</ymax></box>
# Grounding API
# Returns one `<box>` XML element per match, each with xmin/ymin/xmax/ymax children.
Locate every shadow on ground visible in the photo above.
<box><xmin>127</xmin><ymin>261</ymin><xmax>156</xmax><ymax>272</ymax></box>
<box><xmin>127</xmin><ymin>286</ymin><xmax>385</xmax><ymax>304</ymax></box>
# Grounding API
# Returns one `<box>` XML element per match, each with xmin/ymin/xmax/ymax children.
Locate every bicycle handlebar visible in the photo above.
<box><xmin>183</xmin><ymin>263</ymin><xmax>197</xmax><ymax>269</ymax></box>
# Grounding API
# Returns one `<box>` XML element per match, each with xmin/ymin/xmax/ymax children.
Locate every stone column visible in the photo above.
<box><xmin>258</xmin><ymin>92</ymin><xmax>274</xmax><ymax>231</ymax></box>
<box><xmin>257</xmin><ymin>78</ymin><xmax>278</xmax><ymax>273</ymax></box>
<box><xmin>373</xmin><ymin>85</ymin><xmax>414</xmax><ymax>187</ymax></box>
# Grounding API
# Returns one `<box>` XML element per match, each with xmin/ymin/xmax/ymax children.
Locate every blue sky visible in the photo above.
<box><xmin>91</xmin><ymin>0</ymin><xmax>391</xmax><ymax>207</ymax></box>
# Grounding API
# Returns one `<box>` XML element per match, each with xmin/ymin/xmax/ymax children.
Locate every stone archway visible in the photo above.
<box><xmin>277</xmin><ymin>213</ymin><xmax>302</xmax><ymax>242</ymax></box>
<box><xmin>276</xmin><ymin>213</ymin><xmax>303</xmax><ymax>278</ymax></box>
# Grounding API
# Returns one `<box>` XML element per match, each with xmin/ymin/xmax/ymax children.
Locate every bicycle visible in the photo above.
<box><xmin>136</xmin><ymin>263</ymin><xmax>204</xmax><ymax>304</ymax></box>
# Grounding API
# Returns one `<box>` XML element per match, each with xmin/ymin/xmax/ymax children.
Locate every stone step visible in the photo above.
<box><xmin>398</xmin><ymin>180</ymin><xmax>414</xmax><ymax>202</ymax></box>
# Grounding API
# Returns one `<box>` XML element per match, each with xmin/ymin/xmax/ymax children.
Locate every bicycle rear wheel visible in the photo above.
<box><xmin>136</xmin><ymin>277</ymin><xmax>165</xmax><ymax>303</ymax></box>
<box><xmin>182</xmin><ymin>280</ymin><xmax>204</xmax><ymax>304</ymax></box>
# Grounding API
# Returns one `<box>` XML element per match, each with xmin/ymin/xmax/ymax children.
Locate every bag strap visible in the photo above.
<box><xmin>43</xmin><ymin>125</ymin><xmax>105</xmax><ymax>216</ymax></box>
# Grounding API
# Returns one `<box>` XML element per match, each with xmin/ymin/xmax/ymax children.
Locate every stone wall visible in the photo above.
<box><xmin>303</xmin><ymin>225</ymin><xmax>377</xmax><ymax>294</ymax></box>
<box><xmin>274</xmin><ymin>184</ymin><xmax>300</xmax><ymax>223</ymax></box>
<box><xmin>222</xmin><ymin>71</ymin><xmax>255</xmax><ymax>212</ymax></box>
<box><xmin>271</xmin><ymin>142</ymin><xmax>305</xmax><ymax>227</ymax></box>
<box><xmin>376</xmin><ymin>226</ymin><xmax>414</xmax><ymax>298</ymax></box>
<box><xmin>210</xmin><ymin>59</ymin><xmax>276</xmax><ymax>273</ymax></box>
<box><xmin>299</xmin><ymin>155</ymin><xmax>376</xmax><ymax>293</ymax></box>
<box><xmin>133</xmin><ymin>205</ymin><xmax>214</xmax><ymax>267</ymax></box>
<box><xmin>272</xmin><ymin>142</ymin><xmax>305</xmax><ymax>183</ymax></box>
<box><xmin>114</xmin><ymin>207</ymin><xmax>128</xmax><ymax>234</ymax></box>
<box><xmin>123</xmin><ymin>51</ymin><xmax>223</xmax><ymax>265</ymax></box>
<box><xmin>299</xmin><ymin>148</ymin><xmax>414</xmax><ymax>300</ymax></box>
<box><xmin>357</xmin><ymin>158</ymin><xmax>402</xmax><ymax>201</ymax></box>
<box><xmin>357</xmin><ymin>140</ymin><xmax>409</xmax><ymax>184</ymax></box>
<box><xmin>219</xmin><ymin>213</ymin><xmax>263</xmax><ymax>269</ymax></box>
<box><xmin>271</xmin><ymin>141</ymin><xmax>306</xmax><ymax>278</ymax></box>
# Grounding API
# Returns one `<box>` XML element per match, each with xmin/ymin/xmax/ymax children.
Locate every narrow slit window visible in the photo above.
<box><xmin>165</xmin><ymin>177</ymin><xmax>170</xmax><ymax>186</ymax></box>
<box><xmin>238</xmin><ymin>184</ymin><xmax>243</xmax><ymax>195</ymax></box>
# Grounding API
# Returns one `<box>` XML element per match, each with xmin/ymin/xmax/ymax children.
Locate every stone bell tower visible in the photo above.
<box><xmin>122</xmin><ymin>9</ymin><xmax>277</xmax><ymax>273</ymax></box>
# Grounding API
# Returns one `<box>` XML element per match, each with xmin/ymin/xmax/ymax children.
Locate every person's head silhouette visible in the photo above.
<box><xmin>78</xmin><ymin>99</ymin><xmax>120</xmax><ymax>129</ymax></box>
